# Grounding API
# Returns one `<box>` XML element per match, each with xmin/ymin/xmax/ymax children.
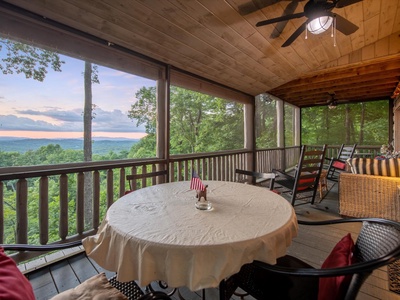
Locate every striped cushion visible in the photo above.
<box><xmin>347</xmin><ymin>158</ymin><xmax>400</xmax><ymax>177</ymax></box>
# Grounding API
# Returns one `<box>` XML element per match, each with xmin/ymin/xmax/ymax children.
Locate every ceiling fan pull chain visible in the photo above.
<box><xmin>305</xmin><ymin>25</ymin><xmax>308</xmax><ymax>39</ymax></box>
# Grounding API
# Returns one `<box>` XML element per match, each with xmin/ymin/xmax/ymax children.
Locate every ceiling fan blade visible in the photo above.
<box><xmin>282</xmin><ymin>21</ymin><xmax>307</xmax><ymax>47</ymax></box>
<box><xmin>334</xmin><ymin>14</ymin><xmax>359</xmax><ymax>35</ymax></box>
<box><xmin>270</xmin><ymin>1</ymin><xmax>300</xmax><ymax>38</ymax></box>
<box><xmin>238</xmin><ymin>0</ymin><xmax>281</xmax><ymax>15</ymax></box>
<box><xmin>335</xmin><ymin>0</ymin><xmax>363</xmax><ymax>8</ymax></box>
<box><xmin>256</xmin><ymin>12</ymin><xmax>304</xmax><ymax>27</ymax></box>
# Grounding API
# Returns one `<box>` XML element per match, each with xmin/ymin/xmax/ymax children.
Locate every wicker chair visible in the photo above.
<box><xmin>219</xmin><ymin>218</ymin><xmax>400</xmax><ymax>300</ymax></box>
<box><xmin>339</xmin><ymin>172</ymin><xmax>400</xmax><ymax>222</ymax></box>
<box><xmin>1</xmin><ymin>241</ymin><xmax>172</xmax><ymax>300</ymax></box>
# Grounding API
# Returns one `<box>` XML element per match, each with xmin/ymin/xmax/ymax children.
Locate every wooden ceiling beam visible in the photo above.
<box><xmin>273</xmin><ymin>81</ymin><xmax>397</xmax><ymax>101</ymax></box>
<box><xmin>269</xmin><ymin>69</ymin><xmax>400</xmax><ymax>96</ymax></box>
<box><xmin>272</xmin><ymin>59</ymin><xmax>400</xmax><ymax>90</ymax></box>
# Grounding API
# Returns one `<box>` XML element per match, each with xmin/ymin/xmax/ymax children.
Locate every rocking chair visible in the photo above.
<box><xmin>325</xmin><ymin>144</ymin><xmax>357</xmax><ymax>181</ymax></box>
<box><xmin>271</xmin><ymin>145</ymin><xmax>327</xmax><ymax>206</ymax></box>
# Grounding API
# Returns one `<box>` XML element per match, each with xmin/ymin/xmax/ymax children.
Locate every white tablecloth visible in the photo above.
<box><xmin>83</xmin><ymin>181</ymin><xmax>298</xmax><ymax>291</ymax></box>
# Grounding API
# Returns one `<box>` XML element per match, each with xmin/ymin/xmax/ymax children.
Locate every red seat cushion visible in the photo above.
<box><xmin>0</xmin><ymin>247</ymin><xmax>35</xmax><ymax>300</ymax></box>
<box><xmin>332</xmin><ymin>161</ymin><xmax>346</xmax><ymax>170</ymax></box>
<box><xmin>297</xmin><ymin>178</ymin><xmax>314</xmax><ymax>191</ymax></box>
<box><xmin>318</xmin><ymin>233</ymin><xmax>355</xmax><ymax>300</ymax></box>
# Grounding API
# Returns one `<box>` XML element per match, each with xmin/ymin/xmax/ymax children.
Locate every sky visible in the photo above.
<box><xmin>0</xmin><ymin>47</ymin><xmax>154</xmax><ymax>139</ymax></box>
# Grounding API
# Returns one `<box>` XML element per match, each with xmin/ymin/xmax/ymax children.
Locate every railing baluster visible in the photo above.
<box><xmin>16</xmin><ymin>179</ymin><xmax>28</xmax><ymax>244</ymax></box>
<box><xmin>76</xmin><ymin>172</ymin><xmax>84</xmax><ymax>235</ymax></box>
<box><xmin>93</xmin><ymin>170</ymin><xmax>100</xmax><ymax>230</ymax></box>
<box><xmin>130</xmin><ymin>166</ymin><xmax>137</xmax><ymax>191</ymax></box>
<box><xmin>152</xmin><ymin>164</ymin><xmax>157</xmax><ymax>185</ymax></box>
<box><xmin>39</xmin><ymin>176</ymin><xmax>48</xmax><ymax>245</ymax></box>
<box><xmin>119</xmin><ymin>168</ymin><xmax>126</xmax><ymax>197</ymax></box>
<box><xmin>107</xmin><ymin>169</ymin><xmax>113</xmax><ymax>208</ymax></box>
<box><xmin>184</xmin><ymin>160</ymin><xmax>189</xmax><ymax>180</ymax></box>
<box><xmin>178</xmin><ymin>161</ymin><xmax>183</xmax><ymax>181</ymax></box>
<box><xmin>141</xmin><ymin>164</ymin><xmax>147</xmax><ymax>188</ymax></box>
<box><xmin>59</xmin><ymin>174</ymin><xmax>68</xmax><ymax>240</ymax></box>
<box><xmin>0</xmin><ymin>181</ymin><xmax>3</xmax><ymax>243</ymax></box>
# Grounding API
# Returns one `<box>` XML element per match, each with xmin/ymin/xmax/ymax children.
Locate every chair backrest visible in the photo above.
<box><xmin>294</xmin><ymin>145</ymin><xmax>327</xmax><ymax>192</ymax></box>
<box><xmin>126</xmin><ymin>170</ymin><xmax>168</xmax><ymax>192</ymax></box>
<box><xmin>346</xmin><ymin>219</ymin><xmax>400</xmax><ymax>299</ymax></box>
<box><xmin>355</xmin><ymin>220</ymin><xmax>400</xmax><ymax>262</ymax></box>
<box><xmin>235</xmin><ymin>169</ymin><xmax>275</xmax><ymax>189</ymax></box>
<box><xmin>338</xmin><ymin>144</ymin><xmax>357</xmax><ymax>161</ymax></box>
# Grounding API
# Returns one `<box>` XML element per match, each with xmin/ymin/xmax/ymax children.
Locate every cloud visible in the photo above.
<box><xmin>0</xmin><ymin>114</ymin><xmax>64</xmax><ymax>131</ymax></box>
<box><xmin>0</xmin><ymin>107</ymin><xmax>145</xmax><ymax>133</ymax></box>
<box><xmin>16</xmin><ymin>108</ymin><xmax>82</xmax><ymax>122</ymax></box>
<box><xmin>92</xmin><ymin>108</ymin><xmax>145</xmax><ymax>132</ymax></box>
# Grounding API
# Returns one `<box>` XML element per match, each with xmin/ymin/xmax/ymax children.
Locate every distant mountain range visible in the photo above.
<box><xmin>0</xmin><ymin>137</ymin><xmax>139</xmax><ymax>155</ymax></box>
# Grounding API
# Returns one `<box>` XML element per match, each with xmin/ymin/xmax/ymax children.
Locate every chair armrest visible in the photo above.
<box><xmin>253</xmin><ymin>217</ymin><xmax>400</xmax><ymax>277</ymax></box>
<box><xmin>1</xmin><ymin>240</ymin><xmax>83</xmax><ymax>251</ymax></box>
<box><xmin>235</xmin><ymin>169</ymin><xmax>275</xmax><ymax>188</ymax></box>
<box><xmin>272</xmin><ymin>169</ymin><xmax>294</xmax><ymax>180</ymax></box>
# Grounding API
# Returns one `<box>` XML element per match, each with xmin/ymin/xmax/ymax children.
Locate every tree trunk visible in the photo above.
<box><xmin>359</xmin><ymin>103</ymin><xmax>365</xmax><ymax>144</ymax></box>
<box><xmin>345</xmin><ymin>104</ymin><xmax>353</xmax><ymax>144</ymax></box>
<box><xmin>83</xmin><ymin>61</ymin><xmax>93</xmax><ymax>229</ymax></box>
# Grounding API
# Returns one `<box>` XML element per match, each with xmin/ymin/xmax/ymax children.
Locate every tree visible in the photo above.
<box><xmin>301</xmin><ymin>100</ymin><xmax>389</xmax><ymax>146</ymax></box>
<box><xmin>0</xmin><ymin>38</ymin><xmax>65</xmax><ymax>243</ymax></box>
<box><xmin>83</xmin><ymin>61</ymin><xmax>99</xmax><ymax>229</ymax></box>
<box><xmin>127</xmin><ymin>86</ymin><xmax>244</xmax><ymax>156</ymax></box>
<box><xmin>0</xmin><ymin>38</ymin><xmax>64</xmax><ymax>80</ymax></box>
<box><xmin>255</xmin><ymin>97</ymin><xmax>277</xmax><ymax>148</ymax></box>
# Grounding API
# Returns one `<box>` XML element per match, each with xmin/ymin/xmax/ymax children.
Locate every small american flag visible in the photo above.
<box><xmin>190</xmin><ymin>170</ymin><xmax>206</xmax><ymax>191</ymax></box>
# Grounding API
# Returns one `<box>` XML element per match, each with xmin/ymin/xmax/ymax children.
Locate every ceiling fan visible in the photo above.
<box><xmin>316</xmin><ymin>92</ymin><xmax>339</xmax><ymax>108</ymax></box>
<box><xmin>238</xmin><ymin>1</ymin><xmax>305</xmax><ymax>39</ymax></box>
<box><xmin>256</xmin><ymin>0</ymin><xmax>362</xmax><ymax>47</ymax></box>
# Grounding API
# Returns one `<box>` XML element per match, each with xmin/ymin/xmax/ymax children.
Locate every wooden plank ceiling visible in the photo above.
<box><xmin>3</xmin><ymin>0</ymin><xmax>400</xmax><ymax>108</ymax></box>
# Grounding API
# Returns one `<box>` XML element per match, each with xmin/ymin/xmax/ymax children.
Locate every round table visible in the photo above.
<box><xmin>83</xmin><ymin>181</ymin><xmax>298</xmax><ymax>291</ymax></box>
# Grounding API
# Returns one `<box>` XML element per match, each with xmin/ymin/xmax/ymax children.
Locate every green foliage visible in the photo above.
<box><xmin>301</xmin><ymin>100</ymin><xmax>389</xmax><ymax>145</ymax></box>
<box><xmin>129</xmin><ymin>134</ymin><xmax>156</xmax><ymax>158</ymax></box>
<box><xmin>255</xmin><ymin>98</ymin><xmax>277</xmax><ymax>149</ymax></box>
<box><xmin>128</xmin><ymin>86</ymin><xmax>244</xmax><ymax>155</ymax></box>
<box><xmin>128</xmin><ymin>86</ymin><xmax>157</xmax><ymax>134</ymax></box>
<box><xmin>0</xmin><ymin>38</ymin><xmax>64</xmax><ymax>81</ymax></box>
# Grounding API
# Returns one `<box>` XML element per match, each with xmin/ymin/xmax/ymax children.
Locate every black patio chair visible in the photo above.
<box><xmin>219</xmin><ymin>217</ymin><xmax>400</xmax><ymax>300</ymax></box>
<box><xmin>325</xmin><ymin>144</ymin><xmax>357</xmax><ymax>181</ymax></box>
<box><xmin>235</xmin><ymin>169</ymin><xmax>275</xmax><ymax>189</ymax></box>
<box><xmin>1</xmin><ymin>241</ymin><xmax>172</xmax><ymax>300</ymax></box>
<box><xmin>271</xmin><ymin>144</ymin><xmax>327</xmax><ymax>206</ymax></box>
<box><xmin>126</xmin><ymin>169</ymin><xmax>168</xmax><ymax>193</ymax></box>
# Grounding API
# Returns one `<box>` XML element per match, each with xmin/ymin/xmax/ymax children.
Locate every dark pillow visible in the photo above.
<box><xmin>318</xmin><ymin>233</ymin><xmax>355</xmax><ymax>300</ymax></box>
<box><xmin>0</xmin><ymin>247</ymin><xmax>35</xmax><ymax>300</ymax></box>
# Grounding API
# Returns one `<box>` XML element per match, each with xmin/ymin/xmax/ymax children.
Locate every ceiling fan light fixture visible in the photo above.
<box><xmin>328</xmin><ymin>101</ymin><xmax>337</xmax><ymax>109</ymax></box>
<box><xmin>307</xmin><ymin>16</ymin><xmax>333</xmax><ymax>34</ymax></box>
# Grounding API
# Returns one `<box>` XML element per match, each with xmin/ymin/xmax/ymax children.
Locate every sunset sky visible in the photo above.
<box><xmin>0</xmin><ymin>49</ymin><xmax>153</xmax><ymax>140</ymax></box>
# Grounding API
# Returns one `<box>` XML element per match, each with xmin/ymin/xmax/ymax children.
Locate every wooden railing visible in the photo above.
<box><xmin>323</xmin><ymin>144</ymin><xmax>380</xmax><ymax>159</ymax></box>
<box><xmin>0</xmin><ymin>145</ymin><xmax>379</xmax><ymax>262</ymax></box>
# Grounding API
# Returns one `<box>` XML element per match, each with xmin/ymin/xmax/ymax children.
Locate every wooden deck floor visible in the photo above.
<box><xmin>23</xmin><ymin>182</ymin><xmax>400</xmax><ymax>300</ymax></box>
